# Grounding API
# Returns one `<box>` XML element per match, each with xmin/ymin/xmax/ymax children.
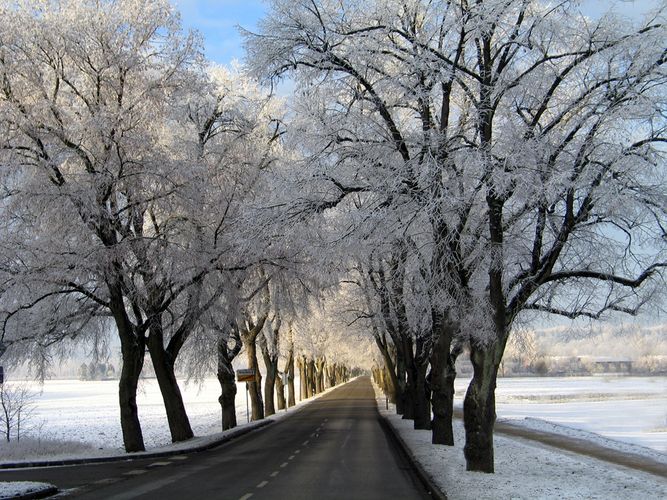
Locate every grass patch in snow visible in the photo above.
<box><xmin>0</xmin><ymin>437</ymin><xmax>100</xmax><ymax>462</ymax></box>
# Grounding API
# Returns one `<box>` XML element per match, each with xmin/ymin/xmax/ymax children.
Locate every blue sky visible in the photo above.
<box><xmin>172</xmin><ymin>0</ymin><xmax>662</xmax><ymax>65</ymax></box>
<box><xmin>172</xmin><ymin>0</ymin><xmax>266</xmax><ymax>64</ymax></box>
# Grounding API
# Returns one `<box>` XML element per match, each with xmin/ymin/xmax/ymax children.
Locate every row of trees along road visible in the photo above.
<box><xmin>0</xmin><ymin>0</ymin><xmax>664</xmax><ymax>476</ymax></box>
<box><xmin>245</xmin><ymin>0</ymin><xmax>666</xmax><ymax>473</ymax></box>
<box><xmin>0</xmin><ymin>0</ymin><xmax>358</xmax><ymax>453</ymax></box>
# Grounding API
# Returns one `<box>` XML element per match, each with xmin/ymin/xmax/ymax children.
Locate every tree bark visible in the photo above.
<box><xmin>463</xmin><ymin>341</ymin><xmax>504</xmax><ymax>473</ymax></box>
<box><xmin>315</xmin><ymin>357</ymin><xmax>326</xmax><ymax>393</ymax></box>
<box><xmin>217</xmin><ymin>335</ymin><xmax>238</xmax><ymax>430</ymax></box>
<box><xmin>286</xmin><ymin>347</ymin><xmax>296</xmax><ymax>407</ymax></box>
<box><xmin>260</xmin><ymin>336</ymin><xmax>277</xmax><ymax>417</ymax></box>
<box><xmin>245</xmin><ymin>340</ymin><xmax>264</xmax><ymax>421</ymax></box>
<box><xmin>111</xmin><ymin>287</ymin><xmax>145</xmax><ymax>453</ymax></box>
<box><xmin>306</xmin><ymin>358</ymin><xmax>315</xmax><ymax>397</ymax></box>
<box><xmin>117</xmin><ymin>335</ymin><xmax>145</xmax><ymax>452</ymax></box>
<box><xmin>276</xmin><ymin>371</ymin><xmax>286</xmax><ymax>410</ymax></box>
<box><xmin>298</xmin><ymin>355</ymin><xmax>307</xmax><ymax>400</ymax></box>
<box><xmin>147</xmin><ymin>321</ymin><xmax>194</xmax><ymax>443</ymax></box>
<box><xmin>430</xmin><ymin>315</ymin><xmax>459</xmax><ymax>445</ymax></box>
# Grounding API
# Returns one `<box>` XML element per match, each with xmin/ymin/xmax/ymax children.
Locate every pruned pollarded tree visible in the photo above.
<box><xmin>246</xmin><ymin>0</ymin><xmax>666</xmax><ymax>473</ymax></box>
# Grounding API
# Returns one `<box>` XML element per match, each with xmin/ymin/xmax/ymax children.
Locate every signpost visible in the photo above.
<box><xmin>0</xmin><ymin>366</ymin><xmax>3</xmax><ymax>385</ymax></box>
<box><xmin>236</xmin><ymin>369</ymin><xmax>255</xmax><ymax>423</ymax></box>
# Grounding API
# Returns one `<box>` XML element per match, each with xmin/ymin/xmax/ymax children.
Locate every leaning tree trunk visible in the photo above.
<box><xmin>430</xmin><ymin>316</ymin><xmax>458</xmax><ymax>445</ymax></box>
<box><xmin>147</xmin><ymin>322</ymin><xmax>194</xmax><ymax>443</ymax></box>
<box><xmin>117</xmin><ymin>325</ymin><xmax>146</xmax><ymax>452</ymax></box>
<box><xmin>286</xmin><ymin>348</ymin><xmax>296</xmax><ymax>407</ymax></box>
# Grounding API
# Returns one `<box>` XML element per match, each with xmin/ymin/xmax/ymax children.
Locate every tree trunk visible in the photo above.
<box><xmin>147</xmin><ymin>323</ymin><xmax>194</xmax><ymax>443</ymax></box>
<box><xmin>430</xmin><ymin>316</ymin><xmax>458</xmax><ymax>445</ymax></box>
<box><xmin>112</xmin><ymin>292</ymin><xmax>146</xmax><ymax>453</ymax></box>
<box><xmin>394</xmin><ymin>351</ymin><xmax>407</xmax><ymax>415</ymax></box>
<box><xmin>286</xmin><ymin>348</ymin><xmax>296</xmax><ymax>407</ymax></box>
<box><xmin>298</xmin><ymin>355</ymin><xmax>307</xmax><ymax>400</ymax></box>
<box><xmin>276</xmin><ymin>371</ymin><xmax>286</xmax><ymax>410</ymax></box>
<box><xmin>401</xmin><ymin>337</ymin><xmax>416</xmax><ymax>420</ymax></box>
<box><xmin>217</xmin><ymin>344</ymin><xmax>237</xmax><ymax>431</ymax></box>
<box><xmin>261</xmin><ymin>343</ymin><xmax>277</xmax><ymax>417</ymax></box>
<box><xmin>118</xmin><ymin>334</ymin><xmax>146</xmax><ymax>452</ymax></box>
<box><xmin>463</xmin><ymin>342</ymin><xmax>503</xmax><ymax>473</ymax></box>
<box><xmin>326</xmin><ymin>363</ymin><xmax>336</xmax><ymax>388</ymax></box>
<box><xmin>246</xmin><ymin>341</ymin><xmax>264</xmax><ymax>420</ymax></box>
<box><xmin>410</xmin><ymin>350</ymin><xmax>431</xmax><ymax>430</ymax></box>
<box><xmin>306</xmin><ymin>358</ymin><xmax>315</xmax><ymax>397</ymax></box>
<box><xmin>315</xmin><ymin>357</ymin><xmax>326</xmax><ymax>393</ymax></box>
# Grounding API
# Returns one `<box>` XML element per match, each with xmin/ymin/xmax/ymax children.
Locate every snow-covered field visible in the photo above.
<box><xmin>454</xmin><ymin>375</ymin><xmax>667</xmax><ymax>452</ymax></box>
<box><xmin>1</xmin><ymin>377</ymin><xmax>302</xmax><ymax>458</ymax></box>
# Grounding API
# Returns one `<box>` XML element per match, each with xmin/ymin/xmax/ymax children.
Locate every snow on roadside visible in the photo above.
<box><xmin>375</xmin><ymin>387</ymin><xmax>667</xmax><ymax>500</ymax></box>
<box><xmin>0</xmin><ymin>481</ymin><xmax>56</xmax><ymax>500</ymax></box>
<box><xmin>498</xmin><ymin>416</ymin><xmax>667</xmax><ymax>466</ymax></box>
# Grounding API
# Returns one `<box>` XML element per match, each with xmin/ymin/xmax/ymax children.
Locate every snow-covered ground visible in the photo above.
<box><xmin>376</xmin><ymin>380</ymin><xmax>667</xmax><ymax>500</ymax></box>
<box><xmin>455</xmin><ymin>375</ymin><xmax>667</xmax><ymax>452</ymax></box>
<box><xmin>0</xmin><ymin>376</ymin><xmax>305</xmax><ymax>460</ymax></box>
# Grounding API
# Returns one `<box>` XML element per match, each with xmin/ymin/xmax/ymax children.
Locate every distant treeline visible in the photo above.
<box><xmin>78</xmin><ymin>362</ymin><xmax>116</xmax><ymax>381</ymax></box>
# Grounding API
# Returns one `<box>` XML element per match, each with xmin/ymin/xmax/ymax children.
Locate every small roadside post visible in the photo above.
<box><xmin>236</xmin><ymin>368</ymin><xmax>255</xmax><ymax>423</ymax></box>
<box><xmin>0</xmin><ymin>366</ymin><xmax>4</xmax><ymax>385</ymax></box>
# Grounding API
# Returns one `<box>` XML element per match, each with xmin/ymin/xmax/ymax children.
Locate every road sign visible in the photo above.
<box><xmin>236</xmin><ymin>368</ymin><xmax>255</xmax><ymax>382</ymax></box>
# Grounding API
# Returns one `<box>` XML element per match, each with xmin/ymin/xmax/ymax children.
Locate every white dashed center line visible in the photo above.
<box><xmin>238</xmin><ymin>494</ymin><xmax>253</xmax><ymax>500</ymax></box>
<box><xmin>123</xmin><ymin>470</ymin><xmax>147</xmax><ymax>476</ymax></box>
<box><xmin>303</xmin><ymin>440</ymin><xmax>309</xmax><ymax>445</ymax></box>
<box><xmin>280</xmin><ymin>462</ymin><xmax>288</xmax><ymax>468</ymax></box>
<box><xmin>270</xmin><ymin>471</ymin><xmax>279</xmax><ymax>477</ymax></box>
<box><xmin>256</xmin><ymin>481</ymin><xmax>268</xmax><ymax>489</ymax></box>
<box><xmin>288</xmin><ymin>455</ymin><xmax>295</xmax><ymax>460</ymax></box>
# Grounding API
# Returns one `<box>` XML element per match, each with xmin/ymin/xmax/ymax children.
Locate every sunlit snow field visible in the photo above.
<box><xmin>15</xmin><ymin>377</ymin><xmax>302</xmax><ymax>451</ymax></box>
<box><xmin>454</xmin><ymin>375</ymin><xmax>667</xmax><ymax>452</ymax></box>
<box><xmin>8</xmin><ymin>375</ymin><xmax>667</xmax><ymax>454</ymax></box>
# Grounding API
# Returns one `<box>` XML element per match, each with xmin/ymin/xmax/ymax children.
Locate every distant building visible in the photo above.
<box><xmin>579</xmin><ymin>356</ymin><xmax>633</xmax><ymax>374</ymax></box>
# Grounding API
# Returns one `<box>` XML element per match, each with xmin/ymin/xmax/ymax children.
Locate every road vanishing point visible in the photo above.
<box><xmin>0</xmin><ymin>377</ymin><xmax>430</xmax><ymax>499</ymax></box>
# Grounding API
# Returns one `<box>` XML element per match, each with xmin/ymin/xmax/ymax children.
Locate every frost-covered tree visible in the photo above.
<box><xmin>246</xmin><ymin>0</ymin><xmax>666</xmax><ymax>473</ymax></box>
<box><xmin>0</xmin><ymin>0</ymin><xmax>285</xmax><ymax>451</ymax></box>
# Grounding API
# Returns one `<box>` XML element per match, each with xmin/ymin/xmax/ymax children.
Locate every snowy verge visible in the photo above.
<box><xmin>0</xmin><ymin>481</ymin><xmax>57</xmax><ymax>500</ymax></box>
<box><xmin>497</xmin><ymin>415</ymin><xmax>667</xmax><ymax>466</ymax></box>
<box><xmin>374</xmin><ymin>385</ymin><xmax>667</xmax><ymax>500</ymax></box>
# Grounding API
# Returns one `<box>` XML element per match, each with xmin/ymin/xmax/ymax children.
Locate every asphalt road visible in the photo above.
<box><xmin>0</xmin><ymin>377</ymin><xmax>430</xmax><ymax>499</ymax></box>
